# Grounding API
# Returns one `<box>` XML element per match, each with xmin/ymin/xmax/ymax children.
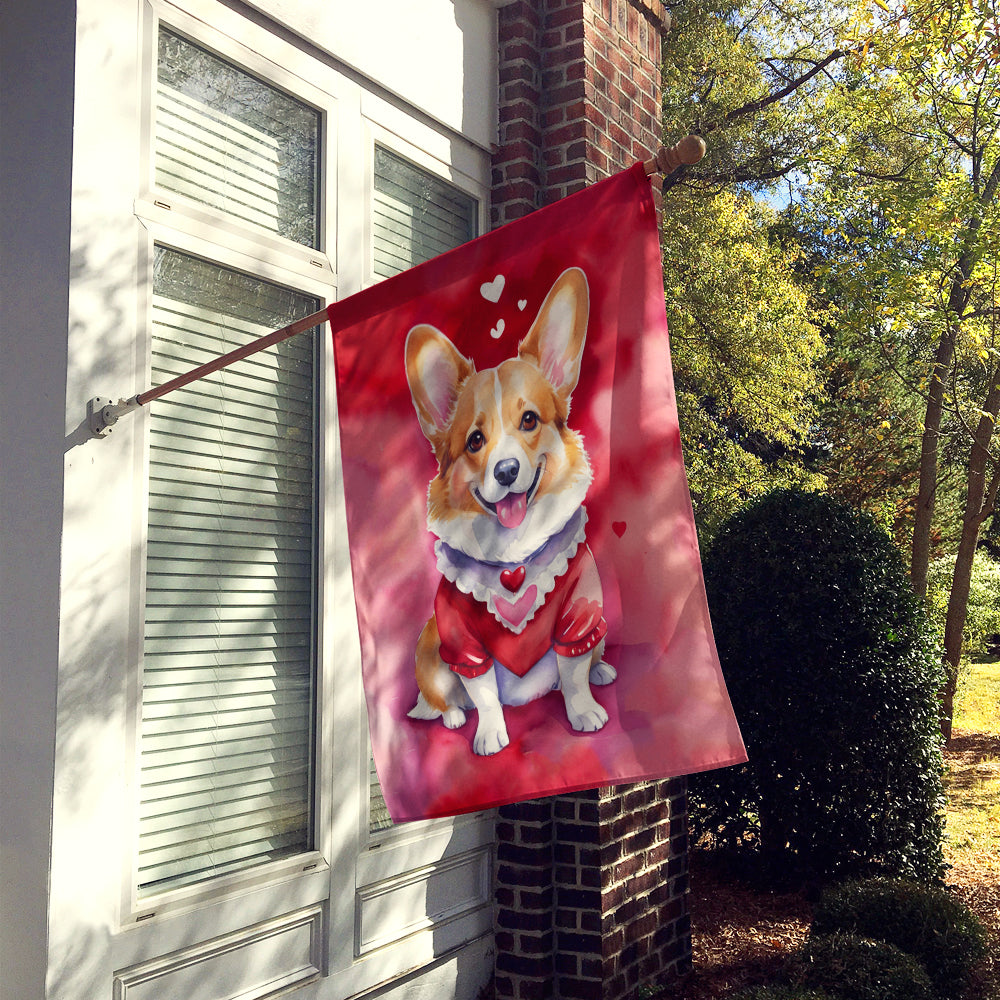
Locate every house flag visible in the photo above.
<box><xmin>329</xmin><ymin>163</ymin><xmax>746</xmax><ymax>822</ymax></box>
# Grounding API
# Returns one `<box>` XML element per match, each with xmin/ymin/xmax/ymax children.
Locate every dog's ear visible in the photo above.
<box><xmin>518</xmin><ymin>267</ymin><xmax>589</xmax><ymax>403</ymax></box>
<box><xmin>405</xmin><ymin>324</ymin><xmax>475</xmax><ymax>445</ymax></box>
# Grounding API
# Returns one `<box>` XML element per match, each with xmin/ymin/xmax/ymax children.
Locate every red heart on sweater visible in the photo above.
<box><xmin>500</xmin><ymin>566</ymin><xmax>526</xmax><ymax>592</ymax></box>
<box><xmin>612</xmin><ymin>521</ymin><xmax>627</xmax><ymax>538</ymax></box>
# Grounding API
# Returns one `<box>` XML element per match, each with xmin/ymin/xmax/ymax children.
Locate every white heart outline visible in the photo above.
<box><xmin>490</xmin><ymin>318</ymin><xmax>506</xmax><ymax>339</ymax></box>
<box><xmin>517</xmin><ymin>299</ymin><xmax>527</xmax><ymax>311</ymax></box>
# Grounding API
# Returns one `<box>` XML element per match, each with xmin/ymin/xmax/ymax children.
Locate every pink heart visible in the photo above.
<box><xmin>612</xmin><ymin>521</ymin><xmax>627</xmax><ymax>538</ymax></box>
<box><xmin>500</xmin><ymin>566</ymin><xmax>526</xmax><ymax>592</ymax></box>
<box><xmin>495</xmin><ymin>585</ymin><xmax>538</xmax><ymax>627</ymax></box>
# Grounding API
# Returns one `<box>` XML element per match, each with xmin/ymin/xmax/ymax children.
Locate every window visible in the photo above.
<box><xmin>139</xmin><ymin>248</ymin><xmax>319</xmax><ymax>895</ymax></box>
<box><xmin>117</xmin><ymin>7</ymin><xmax>494</xmax><ymax>992</ymax></box>
<box><xmin>136</xmin><ymin>26</ymin><xmax>323</xmax><ymax>897</ymax></box>
<box><xmin>155</xmin><ymin>28</ymin><xmax>320</xmax><ymax>247</ymax></box>
<box><xmin>367</xmin><ymin>146</ymin><xmax>478</xmax><ymax>833</ymax></box>
<box><xmin>372</xmin><ymin>145</ymin><xmax>477</xmax><ymax>279</ymax></box>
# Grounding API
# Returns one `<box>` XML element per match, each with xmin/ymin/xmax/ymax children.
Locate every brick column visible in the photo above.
<box><xmin>493</xmin><ymin>0</ymin><xmax>667</xmax><ymax>225</ymax></box>
<box><xmin>491</xmin><ymin>3</ymin><xmax>691</xmax><ymax>999</ymax></box>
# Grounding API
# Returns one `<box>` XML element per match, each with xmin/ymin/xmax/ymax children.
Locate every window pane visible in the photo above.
<box><xmin>156</xmin><ymin>28</ymin><xmax>320</xmax><ymax>248</ymax></box>
<box><xmin>369</xmin><ymin>149</ymin><xmax>478</xmax><ymax>832</ymax></box>
<box><xmin>138</xmin><ymin>247</ymin><xmax>318</xmax><ymax>895</ymax></box>
<box><xmin>372</xmin><ymin>146</ymin><xmax>476</xmax><ymax>279</ymax></box>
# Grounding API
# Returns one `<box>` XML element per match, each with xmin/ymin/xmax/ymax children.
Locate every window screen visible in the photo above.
<box><xmin>138</xmin><ymin>247</ymin><xmax>319</xmax><ymax>895</ymax></box>
<box><xmin>368</xmin><ymin>147</ymin><xmax>478</xmax><ymax>832</ymax></box>
<box><xmin>156</xmin><ymin>28</ymin><xmax>320</xmax><ymax>248</ymax></box>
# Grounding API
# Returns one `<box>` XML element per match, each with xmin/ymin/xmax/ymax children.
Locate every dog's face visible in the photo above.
<box><xmin>405</xmin><ymin>268</ymin><xmax>593</xmax><ymax>563</ymax></box>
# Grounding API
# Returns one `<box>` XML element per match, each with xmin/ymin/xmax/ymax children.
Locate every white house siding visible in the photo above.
<box><xmin>0</xmin><ymin>1</ymin><xmax>499</xmax><ymax>998</ymax></box>
<box><xmin>0</xmin><ymin>1</ymin><xmax>77</xmax><ymax>996</ymax></box>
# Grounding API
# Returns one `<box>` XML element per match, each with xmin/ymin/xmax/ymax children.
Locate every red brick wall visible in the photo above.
<box><xmin>494</xmin><ymin>782</ymin><xmax>691</xmax><ymax>1000</ymax></box>
<box><xmin>492</xmin><ymin>0</ymin><xmax>667</xmax><ymax>227</ymax></box>
<box><xmin>491</xmin><ymin>6</ymin><xmax>690</xmax><ymax>998</ymax></box>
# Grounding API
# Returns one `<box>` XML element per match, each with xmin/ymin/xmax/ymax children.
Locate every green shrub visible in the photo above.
<box><xmin>691</xmin><ymin>489</ymin><xmax>946</xmax><ymax>882</ymax></box>
<box><xmin>793</xmin><ymin>933</ymin><xmax>934</xmax><ymax>1000</ymax></box>
<box><xmin>811</xmin><ymin>878</ymin><xmax>988</xmax><ymax>999</ymax></box>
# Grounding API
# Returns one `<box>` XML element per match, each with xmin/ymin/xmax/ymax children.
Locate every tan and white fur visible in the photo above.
<box><xmin>404</xmin><ymin>267</ymin><xmax>615</xmax><ymax>755</ymax></box>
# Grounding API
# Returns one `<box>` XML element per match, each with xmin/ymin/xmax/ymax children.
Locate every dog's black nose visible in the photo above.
<box><xmin>494</xmin><ymin>458</ymin><xmax>520</xmax><ymax>487</ymax></box>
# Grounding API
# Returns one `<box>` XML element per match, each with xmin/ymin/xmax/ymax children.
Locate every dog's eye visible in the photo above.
<box><xmin>466</xmin><ymin>429</ymin><xmax>485</xmax><ymax>453</ymax></box>
<box><xmin>520</xmin><ymin>410</ymin><xmax>539</xmax><ymax>432</ymax></box>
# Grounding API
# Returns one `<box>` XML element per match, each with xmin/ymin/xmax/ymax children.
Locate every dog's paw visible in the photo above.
<box><xmin>473</xmin><ymin>722</ymin><xmax>510</xmax><ymax>756</ymax></box>
<box><xmin>589</xmin><ymin>660</ymin><xmax>617</xmax><ymax>685</ymax></box>
<box><xmin>407</xmin><ymin>693</ymin><xmax>441</xmax><ymax>720</ymax></box>
<box><xmin>443</xmin><ymin>706</ymin><xmax>467</xmax><ymax>729</ymax></box>
<box><xmin>566</xmin><ymin>695</ymin><xmax>609</xmax><ymax>733</ymax></box>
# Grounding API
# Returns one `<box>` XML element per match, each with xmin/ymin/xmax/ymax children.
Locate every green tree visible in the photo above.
<box><xmin>802</xmin><ymin>0</ymin><xmax>1000</xmax><ymax>736</ymax></box>
<box><xmin>662</xmin><ymin>189</ymin><xmax>825</xmax><ymax>538</ymax></box>
<box><xmin>659</xmin><ymin>0</ymin><xmax>848</xmax><ymax>537</ymax></box>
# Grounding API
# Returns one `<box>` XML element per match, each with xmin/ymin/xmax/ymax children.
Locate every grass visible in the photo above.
<box><xmin>943</xmin><ymin>658</ymin><xmax>1000</xmax><ymax>1000</ymax></box>
<box><xmin>945</xmin><ymin>659</ymin><xmax>1000</xmax><ymax>867</ymax></box>
<box><xmin>955</xmin><ymin>658</ymin><xmax>1000</xmax><ymax>734</ymax></box>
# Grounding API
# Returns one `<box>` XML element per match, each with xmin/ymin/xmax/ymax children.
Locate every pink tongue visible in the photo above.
<box><xmin>496</xmin><ymin>492</ymin><xmax>527</xmax><ymax>529</ymax></box>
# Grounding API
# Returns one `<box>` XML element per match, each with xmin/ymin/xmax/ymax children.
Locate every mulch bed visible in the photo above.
<box><xmin>656</xmin><ymin>734</ymin><xmax>1000</xmax><ymax>999</ymax></box>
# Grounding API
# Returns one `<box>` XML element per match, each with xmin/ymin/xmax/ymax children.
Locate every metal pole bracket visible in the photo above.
<box><xmin>88</xmin><ymin>396</ymin><xmax>140</xmax><ymax>438</ymax></box>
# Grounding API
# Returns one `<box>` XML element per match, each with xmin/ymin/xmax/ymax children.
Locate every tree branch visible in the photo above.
<box><xmin>701</xmin><ymin>49</ymin><xmax>847</xmax><ymax>134</ymax></box>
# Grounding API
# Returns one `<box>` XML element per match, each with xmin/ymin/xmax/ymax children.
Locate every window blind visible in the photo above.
<box><xmin>138</xmin><ymin>248</ymin><xmax>319</xmax><ymax>895</ymax></box>
<box><xmin>372</xmin><ymin>146</ymin><xmax>477</xmax><ymax>280</ymax></box>
<box><xmin>156</xmin><ymin>28</ymin><xmax>320</xmax><ymax>248</ymax></box>
<box><xmin>368</xmin><ymin>148</ymin><xmax>477</xmax><ymax>832</ymax></box>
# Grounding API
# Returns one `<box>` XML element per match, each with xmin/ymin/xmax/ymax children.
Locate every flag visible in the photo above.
<box><xmin>329</xmin><ymin>163</ymin><xmax>746</xmax><ymax>822</ymax></box>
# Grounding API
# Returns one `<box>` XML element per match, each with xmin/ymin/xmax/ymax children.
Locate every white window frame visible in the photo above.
<box><xmin>110</xmin><ymin>0</ymin><xmax>495</xmax><ymax>992</ymax></box>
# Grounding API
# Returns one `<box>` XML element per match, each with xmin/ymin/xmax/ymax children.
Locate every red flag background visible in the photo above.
<box><xmin>330</xmin><ymin>163</ymin><xmax>745</xmax><ymax>821</ymax></box>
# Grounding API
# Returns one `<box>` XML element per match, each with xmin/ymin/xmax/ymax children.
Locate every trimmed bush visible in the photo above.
<box><xmin>794</xmin><ymin>933</ymin><xmax>934</xmax><ymax>1000</ymax></box>
<box><xmin>812</xmin><ymin>878</ymin><xmax>988</xmax><ymax>998</ymax></box>
<box><xmin>691</xmin><ymin>489</ymin><xmax>946</xmax><ymax>881</ymax></box>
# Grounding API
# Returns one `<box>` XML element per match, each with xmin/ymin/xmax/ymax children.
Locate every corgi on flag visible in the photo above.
<box><xmin>330</xmin><ymin>163</ymin><xmax>746</xmax><ymax>822</ymax></box>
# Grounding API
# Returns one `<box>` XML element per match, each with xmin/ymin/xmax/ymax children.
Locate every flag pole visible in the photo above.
<box><xmin>87</xmin><ymin>307</ymin><xmax>330</xmax><ymax>437</ymax></box>
<box><xmin>88</xmin><ymin>137</ymin><xmax>705</xmax><ymax>438</ymax></box>
<box><xmin>642</xmin><ymin>134</ymin><xmax>706</xmax><ymax>177</ymax></box>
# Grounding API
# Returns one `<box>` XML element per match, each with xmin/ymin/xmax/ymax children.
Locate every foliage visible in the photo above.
<box><xmin>927</xmin><ymin>550</ymin><xmax>1000</xmax><ymax>658</ymax></box>
<box><xmin>660</xmin><ymin>0</ymin><xmax>1000</xmax><ymax>738</ymax></box>
<box><xmin>661</xmin><ymin>0</ymin><xmax>855</xmax><ymax>194</ymax></box>
<box><xmin>660</xmin><ymin>2</ymin><xmax>836</xmax><ymax>540</ymax></box>
<box><xmin>810</xmin><ymin>322</ymin><xmax>927</xmax><ymax>546</ymax></box>
<box><xmin>691</xmin><ymin>489</ymin><xmax>946</xmax><ymax>882</ymax></box>
<box><xmin>811</xmin><ymin>878</ymin><xmax>988</xmax><ymax>998</ymax></box>
<box><xmin>792</xmin><ymin>933</ymin><xmax>934</xmax><ymax>1000</ymax></box>
<box><xmin>792</xmin><ymin>0</ymin><xmax>1000</xmax><ymax>738</ymax></box>
<box><xmin>663</xmin><ymin>189</ymin><xmax>826</xmax><ymax>539</ymax></box>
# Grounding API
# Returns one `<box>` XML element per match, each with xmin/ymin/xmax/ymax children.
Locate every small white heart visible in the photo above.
<box><xmin>480</xmin><ymin>275</ymin><xmax>505</xmax><ymax>303</ymax></box>
<box><xmin>490</xmin><ymin>318</ymin><xmax>505</xmax><ymax>339</ymax></box>
<box><xmin>518</xmin><ymin>299</ymin><xmax>527</xmax><ymax>311</ymax></box>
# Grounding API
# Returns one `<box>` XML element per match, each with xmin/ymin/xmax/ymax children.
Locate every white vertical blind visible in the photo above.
<box><xmin>368</xmin><ymin>147</ymin><xmax>477</xmax><ymax>833</ymax></box>
<box><xmin>137</xmin><ymin>246</ymin><xmax>319</xmax><ymax>895</ymax></box>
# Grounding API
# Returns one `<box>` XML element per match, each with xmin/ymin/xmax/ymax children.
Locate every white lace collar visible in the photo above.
<box><xmin>434</xmin><ymin>508</ymin><xmax>588</xmax><ymax>634</ymax></box>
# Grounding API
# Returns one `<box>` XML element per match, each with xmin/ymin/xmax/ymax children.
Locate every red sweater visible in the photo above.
<box><xmin>435</xmin><ymin>543</ymin><xmax>608</xmax><ymax>678</ymax></box>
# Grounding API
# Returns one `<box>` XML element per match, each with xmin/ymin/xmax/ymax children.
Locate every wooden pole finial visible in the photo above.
<box><xmin>643</xmin><ymin>135</ymin><xmax>707</xmax><ymax>176</ymax></box>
